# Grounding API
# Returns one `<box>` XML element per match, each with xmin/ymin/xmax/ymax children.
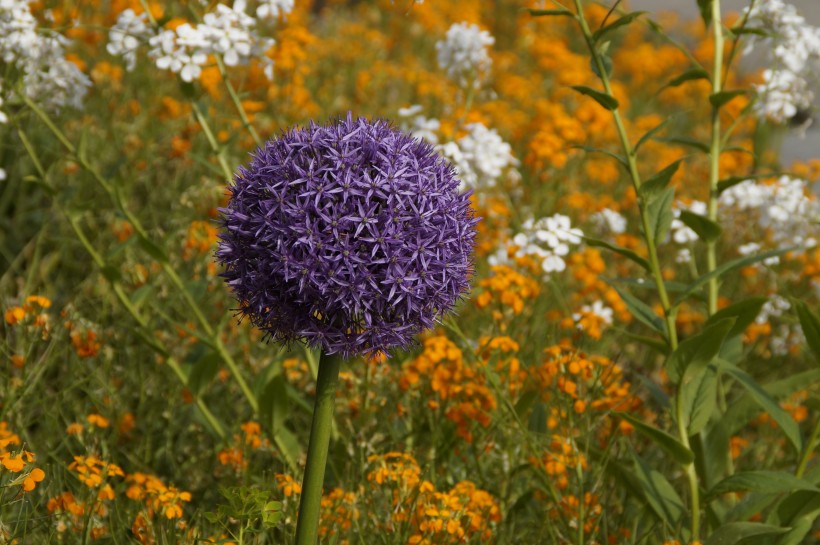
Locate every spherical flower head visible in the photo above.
<box><xmin>217</xmin><ymin>114</ymin><xmax>478</xmax><ymax>358</ymax></box>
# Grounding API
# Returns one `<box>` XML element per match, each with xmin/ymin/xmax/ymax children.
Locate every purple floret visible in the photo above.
<box><xmin>216</xmin><ymin>113</ymin><xmax>478</xmax><ymax>358</ymax></box>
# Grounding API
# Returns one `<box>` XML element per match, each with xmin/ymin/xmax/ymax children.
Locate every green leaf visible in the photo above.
<box><xmin>618</xmin><ymin>412</ymin><xmax>694</xmax><ymax>464</ymax></box>
<box><xmin>659</xmin><ymin>68</ymin><xmax>710</xmax><ymax>92</ymax></box>
<box><xmin>776</xmin><ymin>519</ymin><xmax>813</xmax><ymax>545</ymax></box>
<box><xmin>613</xmin><ymin>328</ymin><xmax>671</xmax><ymax>355</ymax></box>
<box><xmin>708</xmin><ymin>471</ymin><xmax>819</xmax><ymax>499</ymax></box>
<box><xmin>528</xmin><ymin>8</ymin><xmax>575</xmax><ymax>17</ymax></box>
<box><xmin>725</xmin><ymin>364</ymin><xmax>802</xmax><ymax>452</ymax></box>
<box><xmin>611</xmin><ymin>284</ymin><xmax>667</xmax><ymax>338</ymax></box>
<box><xmin>697</xmin><ymin>0</ymin><xmax>714</xmax><ymax>27</ymax></box>
<box><xmin>273</xmin><ymin>426</ymin><xmax>301</xmax><ymax>473</ymax></box>
<box><xmin>795</xmin><ymin>301</ymin><xmax>820</xmax><ymax>362</ymax></box>
<box><xmin>774</xmin><ymin>490</ymin><xmax>820</xmax><ymax>525</ymax></box>
<box><xmin>634</xmin><ymin>118</ymin><xmax>671</xmax><ymax>153</ymax></box>
<box><xmin>681</xmin><ymin>357</ymin><xmax>720</xmax><ymax>435</ymax></box>
<box><xmin>645</xmin><ymin>186</ymin><xmax>675</xmax><ymax>247</ymax></box>
<box><xmin>262</xmin><ymin>500</ymin><xmax>283</xmax><ymax>527</ymax></box>
<box><xmin>676</xmin><ymin>248</ymin><xmax>792</xmax><ymax>305</ymax></box>
<box><xmin>582</xmin><ymin>236</ymin><xmax>650</xmax><ymax>271</ymax></box>
<box><xmin>678</xmin><ymin>210</ymin><xmax>723</xmax><ymax>243</ymax></box>
<box><xmin>704</xmin><ymin>522</ymin><xmax>789</xmax><ymax>545</ymax></box>
<box><xmin>187</xmin><ymin>351</ymin><xmax>221</xmax><ymax>395</ymax></box>
<box><xmin>774</xmin><ymin>491</ymin><xmax>820</xmax><ymax>544</ymax></box>
<box><xmin>640</xmin><ymin>160</ymin><xmax>683</xmax><ymax>202</ymax></box>
<box><xmin>590</xmin><ymin>53</ymin><xmax>613</xmax><ymax>79</ymax></box>
<box><xmin>514</xmin><ymin>390</ymin><xmax>538</xmax><ymax>421</ymax></box>
<box><xmin>137</xmin><ymin>236</ymin><xmax>169</xmax><ymax>263</ymax></box>
<box><xmin>100</xmin><ymin>265</ymin><xmax>122</xmax><ymax>284</ymax></box>
<box><xmin>710</xmin><ymin>90</ymin><xmax>747</xmax><ymax>109</ymax></box>
<box><xmin>572</xmin><ymin>145</ymin><xmax>628</xmax><ymax>168</ymax></box>
<box><xmin>130</xmin><ymin>284</ymin><xmax>155</xmax><ymax>309</ymax></box>
<box><xmin>259</xmin><ymin>373</ymin><xmax>290</xmax><ymax>434</ymax></box>
<box><xmin>667</xmin><ymin>317</ymin><xmax>735</xmax><ymax>384</ymax></box>
<box><xmin>630</xmin><ymin>449</ymin><xmax>686</xmax><ymax>526</ymax></box>
<box><xmin>706</xmin><ymin>297</ymin><xmax>768</xmax><ymax>341</ymax></box>
<box><xmin>657</xmin><ymin>136</ymin><xmax>710</xmax><ymax>153</ymax></box>
<box><xmin>570</xmin><ymin>85</ymin><xmax>619</xmax><ymax>111</ymax></box>
<box><xmin>718</xmin><ymin>368</ymin><xmax>820</xmax><ymax>438</ymax></box>
<box><xmin>593</xmin><ymin>11</ymin><xmax>647</xmax><ymax>42</ymax></box>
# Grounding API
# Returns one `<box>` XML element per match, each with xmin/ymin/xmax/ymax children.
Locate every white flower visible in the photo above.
<box><xmin>493</xmin><ymin>214</ymin><xmax>584</xmax><ymax>276</ymax></box>
<box><xmin>743</xmin><ymin>0</ymin><xmax>820</xmax><ymax>124</ymax></box>
<box><xmin>590</xmin><ymin>208</ymin><xmax>627</xmax><ymax>235</ymax></box>
<box><xmin>0</xmin><ymin>168</ymin><xmax>6</xmax><ymax>181</ymax></box>
<box><xmin>257</xmin><ymin>0</ymin><xmax>295</xmax><ymax>20</ymax></box>
<box><xmin>720</xmin><ymin>176</ymin><xmax>820</xmax><ymax>251</ymax></box>
<box><xmin>435</xmin><ymin>22</ymin><xmax>494</xmax><ymax>88</ymax></box>
<box><xmin>107</xmin><ymin>9</ymin><xmax>153</xmax><ymax>71</ymax></box>
<box><xmin>144</xmin><ymin>2</ymin><xmax>276</xmax><ymax>82</ymax></box>
<box><xmin>437</xmin><ymin>123</ymin><xmax>518</xmax><ymax>190</ymax></box>
<box><xmin>0</xmin><ymin>0</ymin><xmax>92</xmax><ymax>110</ymax></box>
<box><xmin>398</xmin><ymin>105</ymin><xmax>440</xmax><ymax>144</ymax></box>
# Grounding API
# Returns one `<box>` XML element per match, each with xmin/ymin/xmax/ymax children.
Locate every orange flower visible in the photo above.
<box><xmin>22</xmin><ymin>467</ymin><xmax>46</xmax><ymax>492</ymax></box>
<box><xmin>87</xmin><ymin>413</ymin><xmax>110</xmax><ymax>429</ymax></box>
<box><xmin>5</xmin><ymin>306</ymin><xmax>25</xmax><ymax>325</ymax></box>
<box><xmin>66</xmin><ymin>423</ymin><xmax>84</xmax><ymax>435</ymax></box>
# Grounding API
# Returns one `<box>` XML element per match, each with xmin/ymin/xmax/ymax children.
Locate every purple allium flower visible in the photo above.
<box><xmin>217</xmin><ymin>114</ymin><xmax>478</xmax><ymax>358</ymax></box>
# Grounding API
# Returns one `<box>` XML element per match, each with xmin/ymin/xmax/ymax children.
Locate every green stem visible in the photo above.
<box><xmin>572</xmin><ymin>0</ymin><xmax>701</xmax><ymax>536</ymax></box>
<box><xmin>675</xmin><ymin>386</ymin><xmax>701</xmax><ymax>538</ymax></box>
<box><xmin>706</xmin><ymin>0</ymin><xmax>724</xmax><ymax>317</ymax></box>
<box><xmin>294</xmin><ymin>352</ymin><xmax>343</xmax><ymax>545</ymax></box>
<box><xmin>215</xmin><ymin>56</ymin><xmax>264</xmax><ymax>148</ymax></box>
<box><xmin>796</xmin><ymin>417</ymin><xmax>820</xmax><ymax>478</ymax></box>
<box><xmin>571</xmin><ymin>0</ymin><xmax>678</xmax><ymax>350</ymax></box>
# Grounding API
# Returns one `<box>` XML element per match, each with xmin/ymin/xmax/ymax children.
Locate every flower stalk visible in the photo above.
<box><xmin>294</xmin><ymin>352</ymin><xmax>342</xmax><ymax>545</ymax></box>
<box><xmin>707</xmin><ymin>0</ymin><xmax>725</xmax><ymax>317</ymax></box>
<box><xmin>571</xmin><ymin>0</ymin><xmax>704</xmax><ymax>537</ymax></box>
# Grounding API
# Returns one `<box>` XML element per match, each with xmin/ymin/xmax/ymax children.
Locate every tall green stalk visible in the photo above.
<box><xmin>707</xmin><ymin>0</ymin><xmax>724</xmax><ymax>317</ymax></box>
<box><xmin>294</xmin><ymin>352</ymin><xmax>343</xmax><ymax>545</ymax></box>
<box><xmin>570</xmin><ymin>0</ymin><xmax>706</xmax><ymax>536</ymax></box>
<box><xmin>570</xmin><ymin>0</ymin><xmax>677</xmax><ymax>349</ymax></box>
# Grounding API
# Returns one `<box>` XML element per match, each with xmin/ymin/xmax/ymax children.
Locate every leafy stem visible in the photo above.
<box><xmin>570</xmin><ymin>0</ymin><xmax>678</xmax><ymax>351</ymax></box>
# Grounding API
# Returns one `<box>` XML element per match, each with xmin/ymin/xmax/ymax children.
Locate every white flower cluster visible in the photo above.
<box><xmin>719</xmin><ymin>176</ymin><xmax>819</xmax><ymax>249</ymax></box>
<box><xmin>397</xmin><ymin>105</ymin><xmax>441</xmax><ymax>145</ymax></box>
<box><xmin>256</xmin><ymin>0</ymin><xmax>294</xmax><ymax>20</ymax></box>
<box><xmin>0</xmin><ymin>0</ymin><xmax>92</xmax><ymax>111</ymax></box>
<box><xmin>744</xmin><ymin>0</ymin><xmax>820</xmax><ymax>123</ymax></box>
<box><xmin>490</xmin><ymin>214</ymin><xmax>584</xmax><ymax>274</ymax></box>
<box><xmin>436</xmin><ymin>22</ymin><xmax>494</xmax><ymax>88</ymax></box>
<box><xmin>107</xmin><ymin>9</ymin><xmax>152</xmax><ymax>71</ymax></box>
<box><xmin>756</xmin><ymin>295</ymin><xmax>805</xmax><ymax>356</ymax></box>
<box><xmin>590</xmin><ymin>208</ymin><xmax>627</xmax><ymax>235</ymax></box>
<box><xmin>437</xmin><ymin>123</ymin><xmax>518</xmax><ymax>191</ymax></box>
<box><xmin>108</xmin><ymin>1</ymin><xmax>277</xmax><ymax>83</ymax></box>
